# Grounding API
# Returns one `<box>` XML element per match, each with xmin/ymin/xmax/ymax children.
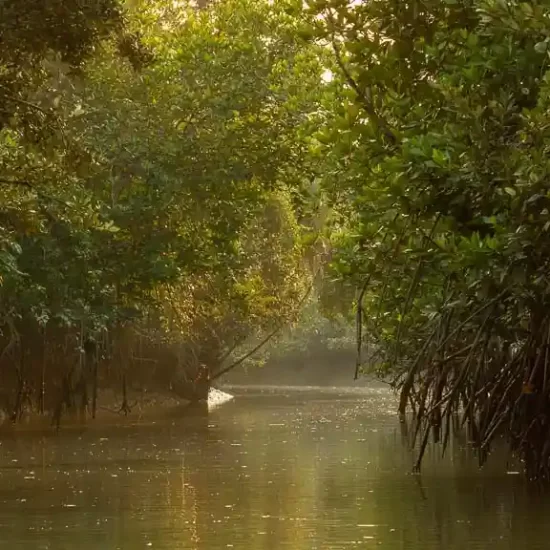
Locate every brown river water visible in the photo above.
<box><xmin>0</xmin><ymin>385</ymin><xmax>549</xmax><ymax>549</ymax></box>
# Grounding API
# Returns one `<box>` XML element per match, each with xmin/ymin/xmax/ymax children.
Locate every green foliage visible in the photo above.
<box><xmin>309</xmin><ymin>0</ymin><xmax>550</xmax><ymax>477</ymax></box>
<box><xmin>68</xmin><ymin>0</ymin><xmax>325</xmax><ymax>353</ymax></box>
<box><xmin>0</xmin><ymin>0</ymin><xmax>329</xmax><ymax>418</ymax></box>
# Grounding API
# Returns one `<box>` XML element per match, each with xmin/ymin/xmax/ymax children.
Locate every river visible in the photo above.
<box><xmin>0</xmin><ymin>385</ymin><xmax>549</xmax><ymax>549</ymax></box>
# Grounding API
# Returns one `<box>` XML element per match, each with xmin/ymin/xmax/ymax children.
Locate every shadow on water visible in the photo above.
<box><xmin>0</xmin><ymin>385</ymin><xmax>549</xmax><ymax>549</ymax></box>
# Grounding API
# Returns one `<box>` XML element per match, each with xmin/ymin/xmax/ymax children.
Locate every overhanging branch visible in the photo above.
<box><xmin>210</xmin><ymin>273</ymin><xmax>318</xmax><ymax>382</ymax></box>
<box><xmin>326</xmin><ymin>10</ymin><xmax>397</xmax><ymax>145</ymax></box>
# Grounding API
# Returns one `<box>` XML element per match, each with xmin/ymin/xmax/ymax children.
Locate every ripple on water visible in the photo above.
<box><xmin>0</xmin><ymin>386</ymin><xmax>545</xmax><ymax>550</ymax></box>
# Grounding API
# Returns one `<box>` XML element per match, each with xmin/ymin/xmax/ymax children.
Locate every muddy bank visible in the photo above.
<box><xmin>0</xmin><ymin>387</ymin><xmax>233</xmax><ymax>432</ymax></box>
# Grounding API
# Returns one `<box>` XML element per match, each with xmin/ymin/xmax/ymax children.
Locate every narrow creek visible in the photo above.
<box><xmin>0</xmin><ymin>385</ymin><xmax>548</xmax><ymax>549</ymax></box>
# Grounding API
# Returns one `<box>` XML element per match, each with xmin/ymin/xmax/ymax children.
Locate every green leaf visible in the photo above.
<box><xmin>535</xmin><ymin>41</ymin><xmax>548</xmax><ymax>54</ymax></box>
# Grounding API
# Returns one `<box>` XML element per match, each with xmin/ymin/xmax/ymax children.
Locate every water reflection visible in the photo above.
<box><xmin>0</xmin><ymin>386</ymin><xmax>549</xmax><ymax>549</ymax></box>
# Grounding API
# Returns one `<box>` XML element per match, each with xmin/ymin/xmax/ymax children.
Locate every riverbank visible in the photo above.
<box><xmin>0</xmin><ymin>387</ymin><xmax>234</xmax><ymax>432</ymax></box>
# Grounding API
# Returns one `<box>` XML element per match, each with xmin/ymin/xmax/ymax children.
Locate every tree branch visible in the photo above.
<box><xmin>0</xmin><ymin>178</ymin><xmax>70</xmax><ymax>208</ymax></box>
<box><xmin>0</xmin><ymin>178</ymin><xmax>33</xmax><ymax>189</ymax></box>
<box><xmin>0</xmin><ymin>85</ymin><xmax>50</xmax><ymax>117</ymax></box>
<box><xmin>0</xmin><ymin>85</ymin><xmax>68</xmax><ymax>147</ymax></box>
<box><xmin>210</xmin><ymin>274</ymin><xmax>318</xmax><ymax>382</ymax></box>
<box><xmin>326</xmin><ymin>10</ymin><xmax>397</xmax><ymax>145</ymax></box>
